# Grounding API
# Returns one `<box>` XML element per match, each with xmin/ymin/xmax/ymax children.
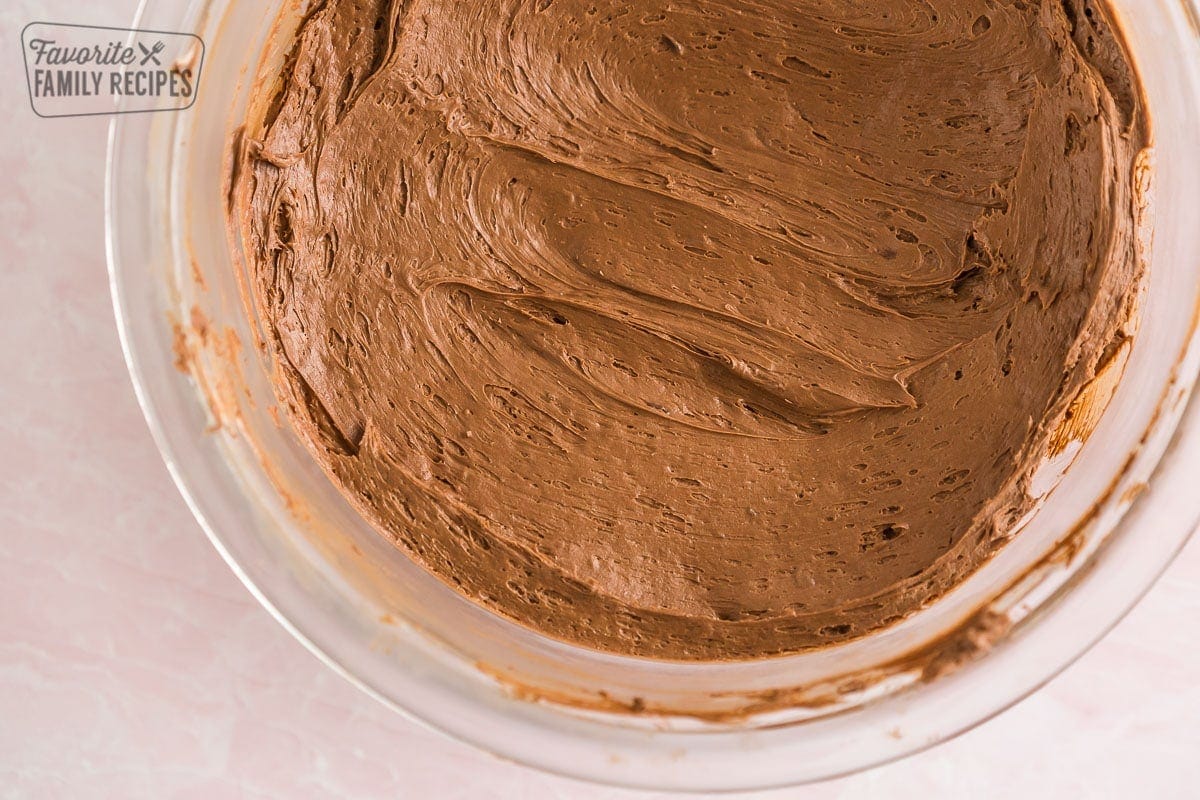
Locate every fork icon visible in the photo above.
<box><xmin>138</xmin><ymin>41</ymin><xmax>164</xmax><ymax>66</ymax></box>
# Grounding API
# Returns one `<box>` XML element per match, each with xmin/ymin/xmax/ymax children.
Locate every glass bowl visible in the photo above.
<box><xmin>107</xmin><ymin>0</ymin><xmax>1200</xmax><ymax>791</ymax></box>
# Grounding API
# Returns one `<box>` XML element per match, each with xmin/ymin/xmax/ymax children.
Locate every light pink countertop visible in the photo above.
<box><xmin>2</xmin><ymin>2</ymin><xmax>1198</xmax><ymax>797</ymax></box>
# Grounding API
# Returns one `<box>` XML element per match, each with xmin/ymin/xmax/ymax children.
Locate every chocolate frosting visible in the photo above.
<box><xmin>235</xmin><ymin>0</ymin><xmax>1145</xmax><ymax>659</ymax></box>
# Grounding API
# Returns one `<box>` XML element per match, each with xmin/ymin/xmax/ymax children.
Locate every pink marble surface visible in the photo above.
<box><xmin>2</xmin><ymin>2</ymin><xmax>1199</xmax><ymax>797</ymax></box>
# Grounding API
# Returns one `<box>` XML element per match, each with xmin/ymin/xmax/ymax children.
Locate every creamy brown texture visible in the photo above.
<box><xmin>235</xmin><ymin>0</ymin><xmax>1145</xmax><ymax>659</ymax></box>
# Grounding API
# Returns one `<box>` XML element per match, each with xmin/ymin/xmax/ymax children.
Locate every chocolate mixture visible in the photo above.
<box><xmin>235</xmin><ymin>0</ymin><xmax>1146</xmax><ymax>659</ymax></box>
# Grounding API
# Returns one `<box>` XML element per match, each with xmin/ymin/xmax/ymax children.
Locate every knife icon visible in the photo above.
<box><xmin>138</xmin><ymin>41</ymin><xmax>164</xmax><ymax>66</ymax></box>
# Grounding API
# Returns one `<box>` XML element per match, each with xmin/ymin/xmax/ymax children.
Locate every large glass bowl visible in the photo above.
<box><xmin>107</xmin><ymin>0</ymin><xmax>1200</xmax><ymax>791</ymax></box>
